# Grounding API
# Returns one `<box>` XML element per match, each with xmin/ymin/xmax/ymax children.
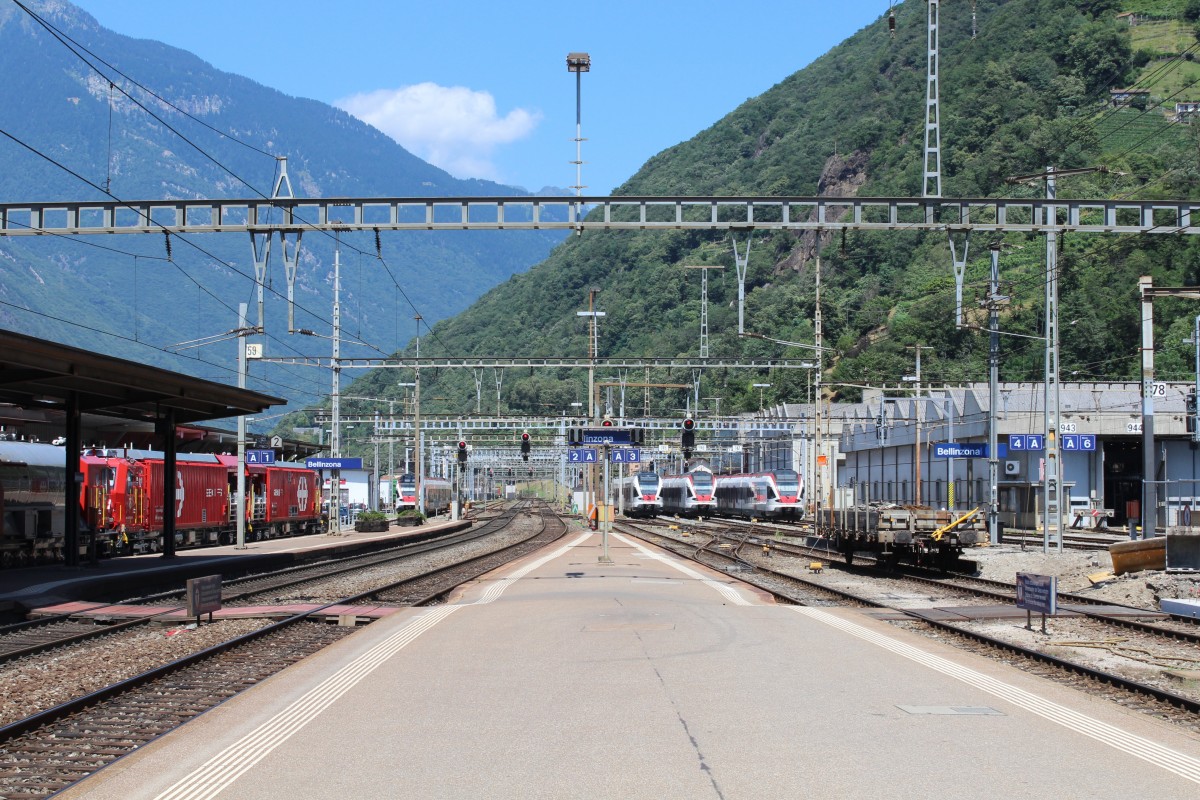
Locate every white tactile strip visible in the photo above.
<box><xmin>152</xmin><ymin>532</ymin><xmax>592</xmax><ymax>800</ymax></box>
<box><xmin>791</xmin><ymin>606</ymin><xmax>1200</xmax><ymax>786</ymax></box>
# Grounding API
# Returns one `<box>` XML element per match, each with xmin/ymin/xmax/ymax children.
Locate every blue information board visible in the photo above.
<box><xmin>610</xmin><ymin>449</ymin><xmax>641</xmax><ymax>463</ymax></box>
<box><xmin>246</xmin><ymin>449</ymin><xmax>275</xmax><ymax>465</ymax></box>
<box><xmin>1016</xmin><ymin>572</ymin><xmax>1057</xmax><ymax>615</ymax></box>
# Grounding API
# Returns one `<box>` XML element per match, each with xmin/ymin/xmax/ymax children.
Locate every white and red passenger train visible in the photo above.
<box><xmin>394</xmin><ymin>473</ymin><xmax>453</xmax><ymax>517</ymax></box>
<box><xmin>610</xmin><ymin>471</ymin><xmax>662</xmax><ymax>517</ymax></box>
<box><xmin>713</xmin><ymin>469</ymin><xmax>803</xmax><ymax>520</ymax></box>
<box><xmin>659</xmin><ymin>464</ymin><xmax>716</xmax><ymax>517</ymax></box>
<box><xmin>1</xmin><ymin>441</ymin><xmax>322</xmax><ymax>566</ymax></box>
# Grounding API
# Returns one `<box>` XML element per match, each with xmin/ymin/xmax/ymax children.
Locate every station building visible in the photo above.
<box><xmin>745</xmin><ymin>381</ymin><xmax>1200</xmax><ymax>531</ymax></box>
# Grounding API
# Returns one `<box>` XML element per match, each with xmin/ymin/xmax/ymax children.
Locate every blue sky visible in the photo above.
<box><xmin>71</xmin><ymin>1</ymin><xmax>885</xmax><ymax>195</ymax></box>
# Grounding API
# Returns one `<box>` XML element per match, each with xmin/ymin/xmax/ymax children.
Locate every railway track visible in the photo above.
<box><xmin>0</xmin><ymin>502</ymin><xmax>569</xmax><ymax>797</ymax></box>
<box><xmin>664</xmin><ymin>513</ymin><xmax>1128</xmax><ymax>553</ymax></box>
<box><xmin>621</xmin><ymin>520</ymin><xmax>1200</xmax><ymax>732</ymax></box>
<box><xmin>697</xmin><ymin>520</ymin><xmax>1200</xmax><ymax>643</ymax></box>
<box><xmin>0</xmin><ymin>507</ymin><xmax>525</xmax><ymax>666</ymax></box>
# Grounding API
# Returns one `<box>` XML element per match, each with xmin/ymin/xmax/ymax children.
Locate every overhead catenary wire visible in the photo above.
<box><xmin>12</xmin><ymin>0</ymin><xmax>444</xmax><ymax>365</ymax></box>
<box><xmin>0</xmin><ymin>126</ymin><xmax>342</xmax><ymax>399</ymax></box>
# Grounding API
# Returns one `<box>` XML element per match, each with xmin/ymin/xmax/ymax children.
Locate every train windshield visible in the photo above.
<box><xmin>399</xmin><ymin>474</ymin><xmax>417</xmax><ymax>492</ymax></box>
<box><xmin>637</xmin><ymin>472</ymin><xmax>659</xmax><ymax>490</ymax></box>
<box><xmin>690</xmin><ymin>471</ymin><xmax>714</xmax><ymax>492</ymax></box>
<box><xmin>775</xmin><ymin>470</ymin><xmax>800</xmax><ymax>496</ymax></box>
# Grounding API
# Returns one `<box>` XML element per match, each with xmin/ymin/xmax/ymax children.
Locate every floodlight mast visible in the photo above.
<box><xmin>567</xmin><ymin>51</ymin><xmax>591</xmax><ymax>233</ymax></box>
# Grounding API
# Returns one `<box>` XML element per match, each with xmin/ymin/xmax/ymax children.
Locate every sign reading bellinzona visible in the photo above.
<box><xmin>933</xmin><ymin>443</ymin><xmax>987</xmax><ymax>458</ymax></box>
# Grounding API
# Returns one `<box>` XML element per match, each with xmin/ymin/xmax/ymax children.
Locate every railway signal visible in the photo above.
<box><xmin>520</xmin><ymin>431</ymin><xmax>531</xmax><ymax>460</ymax></box>
<box><xmin>457</xmin><ymin>440</ymin><xmax>468</xmax><ymax>464</ymax></box>
<box><xmin>682</xmin><ymin>418</ymin><xmax>695</xmax><ymax>459</ymax></box>
<box><xmin>1190</xmin><ymin>389</ymin><xmax>1199</xmax><ymax>440</ymax></box>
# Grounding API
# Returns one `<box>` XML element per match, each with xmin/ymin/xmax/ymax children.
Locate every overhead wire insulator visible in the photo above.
<box><xmin>888</xmin><ymin>8</ymin><xmax>896</xmax><ymax>38</ymax></box>
<box><xmin>163</xmin><ymin>230</ymin><xmax>172</xmax><ymax>262</ymax></box>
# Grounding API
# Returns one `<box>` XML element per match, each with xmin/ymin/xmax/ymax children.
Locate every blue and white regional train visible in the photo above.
<box><xmin>659</xmin><ymin>464</ymin><xmax>716</xmax><ymax>517</ymax></box>
<box><xmin>713</xmin><ymin>469</ymin><xmax>804</xmax><ymax>520</ymax></box>
<box><xmin>611</xmin><ymin>471</ymin><xmax>662</xmax><ymax>517</ymax></box>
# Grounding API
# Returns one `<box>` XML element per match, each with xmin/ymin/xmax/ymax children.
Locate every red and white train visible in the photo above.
<box><xmin>659</xmin><ymin>464</ymin><xmax>716</xmax><ymax>517</ymax></box>
<box><xmin>394</xmin><ymin>474</ymin><xmax>453</xmax><ymax>517</ymax></box>
<box><xmin>1</xmin><ymin>441</ymin><xmax>322</xmax><ymax>566</ymax></box>
<box><xmin>713</xmin><ymin>469</ymin><xmax>804</xmax><ymax>520</ymax></box>
<box><xmin>610</xmin><ymin>471</ymin><xmax>663</xmax><ymax>517</ymax></box>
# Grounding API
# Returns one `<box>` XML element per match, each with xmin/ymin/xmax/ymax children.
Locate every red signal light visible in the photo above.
<box><xmin>601</xmin><ymin>418</ymin><xmax>613</xmax><ymax>427</ymax></box>
<box><xmin>682</xmin><ymin>418</ymin><xmax>695</xmax><ymax>431</ymax></box>
<box><xmin>521</xmin><ymin>432</ymin><xmax>530</xmax><ymax>441</ymax></box>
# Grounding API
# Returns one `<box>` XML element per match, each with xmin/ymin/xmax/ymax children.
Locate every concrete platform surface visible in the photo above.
<box><xmin>59</xmin><ymin>530</ymin><xmax>1200</xmax><ymax>800</ymax></box>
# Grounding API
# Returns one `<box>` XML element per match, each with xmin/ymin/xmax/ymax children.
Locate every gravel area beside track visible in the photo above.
<box><xmin>968</xmin><ymin>544</ymin><xmax>1200</xmax><ymax>609</ymax></box>
<box><xmin>246</xmin><ymin>516</ymin><xmax>548</xmax><ymax>604</ymax></box>
<box><xmin>0</xmin><ymin>618</ymin><xmax>271</xmax><ymax>727</ymax></box>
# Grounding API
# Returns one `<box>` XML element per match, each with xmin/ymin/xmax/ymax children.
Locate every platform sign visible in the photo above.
<box><xmin>1058</xmin><ymin>434</ymin><xmax>1097</xmax><ymax>452</ymax></box>
<box><xmin>186</xmin><ymin>574</ymin><xmax>222</xmax><ymax>622</ymax></box>
<box><xmin>1008</xmin><ymin>434</ymin><xmax>1045</xmax><ymax>451</ymax></box>
<box><xmin>305</xmin><ymin>457</ymin><xmax>363</xmax><ymax>470</ymax></box>
<box><xmin>934</xmin><ymin>443</ymin><xmax>988</xmax><ymax>458</ymax></box>
<box><xmin>568</xmin><ymin>448</ymin><xmax>598</xmax><ymax>463</ymax></box>
<box><xmin>246</xmin><ymin>449</ymin><xmax>276</xmax><ymax>465</ymax></box>
<box><xmin>1015</xmin><ymin>572</ymin><xmax>1057</xmax><ymax>616</ymax></box>
<box><xmin>611</xmin><ymin>448</ymin><xmax>641</xmax><ymax>463</ymax></box>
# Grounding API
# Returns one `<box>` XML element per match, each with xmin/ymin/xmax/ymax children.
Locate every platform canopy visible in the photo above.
<box><xmin>0</xmin><ymin>329</ymin><xmax>283</xmax><ymax>425</ymax></box>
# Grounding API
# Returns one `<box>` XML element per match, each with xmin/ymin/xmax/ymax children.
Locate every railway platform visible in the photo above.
<box><xmin>0</xmin><ymin>517</ymin><xmax>470</xmax><ymax>618</ymax></box>
<box><xmin>58</xmin><ymin>529</ymin><xmax>1200</xmax><ymax>799</ymax></box>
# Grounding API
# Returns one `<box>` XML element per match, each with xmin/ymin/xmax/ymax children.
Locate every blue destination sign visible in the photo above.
<box><xmin>580</xmin><ymin>428</ymin><xmax>634</xmax><ymax>445</ymax></box>
<box><xmin>1015</xmin><ymin>572</ymin><xmax>1057</xmax><ymax>616</ymax></box>
<box><xmin>934</xmin><ymin>443</ymin><xmax>988</xmax><ymax>458</ymax></box>
<box><xmin>610</xmin><ymin>448</ymin><xmax>641</xmax><ymax>463</ymax></box>
<box><xmin>568</xmin><ymin>448</ymin><xmax>598</xmax><ymax>463</ymax></box>
<box><xmin>305</xmin><ymin>457</ymin><xmax>364</xmax><ymax>470</ymax></box>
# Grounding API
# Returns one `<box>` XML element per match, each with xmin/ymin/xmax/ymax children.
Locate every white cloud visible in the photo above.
<box><xmin>336</xmin><ymin>83</ymin><xmax>540</xmax><ymax>182</ymax></box>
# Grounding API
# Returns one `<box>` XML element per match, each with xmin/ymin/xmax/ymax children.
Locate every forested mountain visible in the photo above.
<box><xmin>0</xmin><ymin>1</ymin><xmax>562</xmax><ymax>413</ymax></box>
<box><xmin>334</xmin><ymin>0</ymin><xmax>1200</xmax><ymax>434</ymax></box>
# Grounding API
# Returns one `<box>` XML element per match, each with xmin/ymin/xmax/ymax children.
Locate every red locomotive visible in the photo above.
<box><xmin>2</xmin><ymin>442</ymin><xmax>322</xmax><ymax>564</ymax></box>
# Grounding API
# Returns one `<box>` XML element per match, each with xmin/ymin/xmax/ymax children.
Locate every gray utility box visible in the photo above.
<box><xmin>1159</xmin><ymin>598</ymin><xmax>1200</xmax><ymax>619</ymax></box>
<box><xmin>1165</xmin><ymin>534</ymin><xmax>1200</xmax><ymax>573</ymax></box>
